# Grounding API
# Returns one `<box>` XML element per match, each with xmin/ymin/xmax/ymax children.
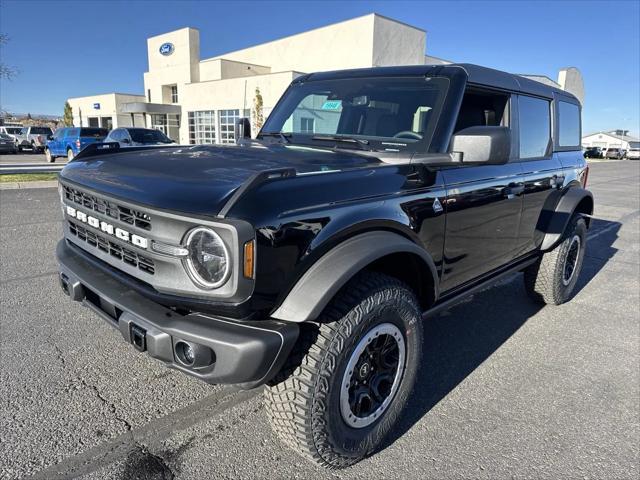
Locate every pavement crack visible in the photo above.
<box><xmin>80</xmin><ymin>378</ymin><xmax>134</xmax><ymax>431</ymax></box>
<box><xmin>50</xmin><ymin>340</ymin><xmax>133</xmax><ymax>432</ymax></box>
<box><xmin>30</xmin><ymin>387</ymin><xmax>259</xmax><ymax>479</ymax></box>
<box><xmin>51</xmin><ymin>343</ymin><xmax>67</xmax><ymax>368</ymax></box>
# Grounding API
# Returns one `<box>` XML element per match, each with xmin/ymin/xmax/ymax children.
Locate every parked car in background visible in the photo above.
<box><xmin>626</xmin><ymin>142</ymin><xmax>640</xmax><ymax>160</ymax></box>
<box><xmin>605</xmin><ymin>147</ymin><xmax>625</xmax><ymax>160</ymax></box>
<box><xmin>104</xmin><ymin>128</ymin><xmax>175</xmax><ymax>147</ymax></box>
<box><xmin>14</xmin><ymin>126</ymin><xmax>54</xmax><ymax>153</ymax></box>
<box><xmin>584</xmin><ymin>146</ymin><xmax>603</xmax><ymax>159</ymax></box>
<box><xmin>0</xmin><ymin>126</ymin><xmax>23</xmax><ymax>143</ymax></box>
<box><xmin>45</xmin><ymin>127</ymin><xmax>109</xmax><ymax>162</ymax></box>
<box><xmin>0</xmin><ymin>133</ymin><xmax>18</xmax><ymax>154</ymax></box>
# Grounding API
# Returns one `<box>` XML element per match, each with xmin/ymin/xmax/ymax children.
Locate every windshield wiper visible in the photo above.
<box><xmin>259</xmin><ymin>131</ymin><xmax>291</xmax><ymax>143</ymax></box>
<box><xmin>311</xmin><ymin>135</ymin><xmax>374</xmax><ymax>151</ymax></box>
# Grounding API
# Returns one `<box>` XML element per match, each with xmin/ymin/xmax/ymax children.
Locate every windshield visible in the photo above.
<box><xmin>261</xmin><ymin>76</ymin><xmax>450</xmax><ymax>153</ymax></box>
<box><xmin>629</xmin><ymin>142</ymin><xmax>640</xmax><ymax>149</ymax></box>
<box><xmin>128</xmin><ymin>128</ymin><xmax>172</xmax><ymax>144</ymax></box>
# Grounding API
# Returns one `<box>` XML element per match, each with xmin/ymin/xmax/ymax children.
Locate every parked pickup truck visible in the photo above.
<box><xmin>15</xmin><ymin>126</ymin><xmax>53</xmax><ymax>152</ymax></box>
<box><xmin>45</xmin><ymin>127</ymin><xmax>109</xmax><ymax>162</ymax></box>
<box><xmin>56</xmin><ymin>64</ymin><xmax>593</xmax><ymax>468</ymax></box>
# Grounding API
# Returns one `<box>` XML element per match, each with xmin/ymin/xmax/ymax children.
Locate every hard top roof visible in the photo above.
<box><xmin>295</xmin><ymin>63</ymin><xmax>578</xmax><ymax>102</ymax></box>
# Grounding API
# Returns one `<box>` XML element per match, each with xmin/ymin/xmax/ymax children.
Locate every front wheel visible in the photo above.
<box><xmin>265</xmin><ymin>272</ymin><xmax>423</xmax><ymax>468</ymax></box>
<box><xmin>45</xmin><ymin>149</ymin><xmax>55</xmax><ymax>163</ymax></box>
<box><xmin>524</xmin><ymin>214</ymin><xmax>587</xmax><ymax>305</ymax></box>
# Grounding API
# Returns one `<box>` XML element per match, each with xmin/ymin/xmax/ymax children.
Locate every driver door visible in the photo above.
<box><xmin>439</xmin><ymin>88</ymin><xmax>524</xmax><ymax>292</ymax></box>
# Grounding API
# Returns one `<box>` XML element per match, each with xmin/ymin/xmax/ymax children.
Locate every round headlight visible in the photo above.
<box><xmin>184</xmin><ymin>227</ymin><xmax>230</xmax><ymax>289</ymax></box>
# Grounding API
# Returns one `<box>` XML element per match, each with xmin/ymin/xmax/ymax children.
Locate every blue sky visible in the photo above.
<box><xmin>1</xmin><ymin>0</ymin><xmax>638</xmax><ymax>136</ymax></box>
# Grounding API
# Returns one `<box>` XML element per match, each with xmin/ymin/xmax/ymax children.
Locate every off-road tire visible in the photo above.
<box><xmin>67</xmin><ymin>148</ymin><xmax>75</xmax><ymax>161</ymax></box>
<box><xmin>524</xmin><ymin>214</ymin><xmax>587</xmax><ymax>305</ymax></box>
<box><xmin>264</xmin><ymin>271</ymin><xmax>423</xmax><ymax>469</ymax></box>
<box><xmin>45</xmin><ymin>148</ymin><xmax>55</xmax><ymax>163</ymax></box>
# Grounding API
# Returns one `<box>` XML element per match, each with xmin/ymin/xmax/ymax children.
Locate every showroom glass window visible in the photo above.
<box><xmin>219</xmin><ymin>109</ymin><xmax>240</xmax><ymax>144</ymax></box>
<box><xmin>518</xmin><ymin>95</ymin><xmax>551</xmax><ymax>158</ymax></box>
<box><xmin>188</xmin><ymin>111</ymin><xmax>216</xmax><ymax>144</ymax></box>
<box><xmin>558</xmin><ymin>101</ymin><xmax>580</xmax><ymax>147</ymax></box>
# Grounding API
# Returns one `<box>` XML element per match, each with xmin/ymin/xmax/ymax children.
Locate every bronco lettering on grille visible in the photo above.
<box><xmin>66</xmin><ymin>205</ymin><xmax>149</xmax><ymax>249</ymax></box>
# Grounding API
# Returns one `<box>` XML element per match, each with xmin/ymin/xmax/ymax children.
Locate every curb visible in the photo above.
<box><xmin>0</xmin><ymin>180</ymin><xmax>58</xmax><ymax>190</ymax></box>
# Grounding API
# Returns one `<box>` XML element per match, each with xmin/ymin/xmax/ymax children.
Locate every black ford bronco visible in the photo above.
<box><xmin>56</xmin><ymin>64</ymin><xmax>593</xmax><ymax>468</ymax></box>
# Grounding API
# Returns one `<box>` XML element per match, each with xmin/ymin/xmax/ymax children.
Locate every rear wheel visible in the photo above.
<box><xmin>265</xmin><ymin>272</ymin><xmax>423</xmax><ymax>468</ymax></box>
<box><xmin>524</xmin><ymin>214</ymin><xmax>587</xmax><ymax>305</ymax></box>
<box><xmin>67</xmin><ymin>148</ymin><xmax>75</xmax><ymax>161</ymax></box>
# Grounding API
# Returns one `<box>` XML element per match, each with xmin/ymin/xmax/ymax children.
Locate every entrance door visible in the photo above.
<box><xmin>100</xmin><ymin>117</ymin><xmax>113</xmax><ymax>130</ymax></box>
<box><xmin>151</xmin><ymin>114</ymin><xmax>180</xmax><ymax>142</ymax></box>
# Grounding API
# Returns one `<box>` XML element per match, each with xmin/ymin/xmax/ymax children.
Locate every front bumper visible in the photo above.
<box><xmin>56</xmin><ymin>240</ymin><xmax>298</xmax><ymax>388</ymax></box>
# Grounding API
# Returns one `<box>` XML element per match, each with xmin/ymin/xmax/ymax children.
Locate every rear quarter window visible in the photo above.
<box><xmin>557</xmin><ymin>101</ymin><xmax>581</xmax><ymax>148</ymax></box>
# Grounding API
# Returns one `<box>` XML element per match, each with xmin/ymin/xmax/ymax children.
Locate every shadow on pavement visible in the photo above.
<box><xmin>379</xmin><ymin>217</ymin><xmax>621</xmax><ymax>452</ymax></box>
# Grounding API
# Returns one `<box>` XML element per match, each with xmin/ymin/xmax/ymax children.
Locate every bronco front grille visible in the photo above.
<box><xmin>62</xmin><ymin>185</ymin><xmax>152</xmax><ymax>231</ymax></box>
<box><xmin>68</xmin><ymin>220</ymin><xmax>155</xmax><ymax>275</ymax></box>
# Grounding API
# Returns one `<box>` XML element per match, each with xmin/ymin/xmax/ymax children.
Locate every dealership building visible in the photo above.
<box><xmin>581</xmin><ymin>130</ymin><xmax>639</xmax><ymax>150</ymax></box>
<box><xmin>67</xmin><ymin>13</ymin><xmax>579</xmax><ymax>145</ymax></box>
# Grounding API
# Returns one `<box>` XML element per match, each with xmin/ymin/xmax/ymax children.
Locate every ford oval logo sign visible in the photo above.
<box><xmin>159</xmin><ymin>42</ymin><xmax>174</xmax><ymax>56</ymax></box>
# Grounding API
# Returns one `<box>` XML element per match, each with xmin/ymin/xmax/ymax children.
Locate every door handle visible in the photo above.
<box><xmin>503</xmin><ymin>183</ymin><xmax>525</xmax><ymax>199</ymax></box>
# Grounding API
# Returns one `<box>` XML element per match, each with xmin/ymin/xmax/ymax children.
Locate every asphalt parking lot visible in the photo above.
<box><xmin>0</xmin><ymin>152</ymin><xmax>65</xmax><ymax>165</ymax></box>
<box><xmin>1</xmin><ymin>160</ymin><xmax>638</xmax><ymax>479</ymax></box>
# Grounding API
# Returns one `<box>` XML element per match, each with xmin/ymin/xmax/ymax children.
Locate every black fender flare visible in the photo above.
<box><xmin>271</xmin><ymin>231</ymin><xmax>438</xmax><ymax>323</ymax></box>
<box><xmin>540</xmin><ymin>187</ymin><xmax>594</xmax><ymax>251</ymax></box>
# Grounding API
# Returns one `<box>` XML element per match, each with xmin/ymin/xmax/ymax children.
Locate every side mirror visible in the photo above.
<box><xmin>48</xmin><ymin>135</ymin><xmax>54</xmax><ymax>141</ymax></box>
<box><xmin>450</xmin><ymin>126</ymin><xmax>511</xmax><ymax>164</ymax></box>
<box><xmin>235</xmin><ymin>117</ymin><xmax>251</xmax><ymax>143</ymax></box>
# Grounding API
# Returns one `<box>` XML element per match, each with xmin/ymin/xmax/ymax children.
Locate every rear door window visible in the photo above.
<box><xmin>518</xmin><ymin>95</ymin><xmax>551</xmax><ymax>158</ymax></box>
<box><xmin>31</xmin><ymin>127</ymin><xmax>53</xmax><ymax>135</ymax></box>
<box><xmin>80</xmin><ymin>128</ymin><xmax>109</xmax><ymax>138</ymax></box>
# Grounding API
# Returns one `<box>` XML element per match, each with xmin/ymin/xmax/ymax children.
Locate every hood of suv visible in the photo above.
<box><xmin>59</xmin><ymin>143</ymin><xmax>383</xmax><ymax>216</ymax></box>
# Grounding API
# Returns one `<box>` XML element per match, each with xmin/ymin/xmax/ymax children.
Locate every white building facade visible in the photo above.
<box><xmin>67</xmin><ymin>14</ymin><xmax>434</xmax><ymax>144</ymax></box>
<box><xmin>581</xmin><ymin>130</ymin><xmax>639</xmax><ymax>150</ymax></box>
<box><xmin>67</xmin><ymin>13</ymin><xmax>584</xmax><ymax>146</ymax></box>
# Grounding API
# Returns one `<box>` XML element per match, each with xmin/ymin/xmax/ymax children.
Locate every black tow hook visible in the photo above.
<box><xmin>130</xmin><ymin>324</ymin><xmax>147</xmax><ymax>352</ymax></box>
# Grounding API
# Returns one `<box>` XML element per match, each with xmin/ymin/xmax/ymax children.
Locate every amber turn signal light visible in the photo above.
<box><xmin>243</xmin><ymin>240</ymin><xmax>255</xmax><ymax>279</ymax></box>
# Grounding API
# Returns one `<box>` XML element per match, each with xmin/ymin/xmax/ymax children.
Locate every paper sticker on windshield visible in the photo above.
<box><xmin>321</xmin><ymin>100</ymin><xmax>342</xmax><ymax>110</ymax></box>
